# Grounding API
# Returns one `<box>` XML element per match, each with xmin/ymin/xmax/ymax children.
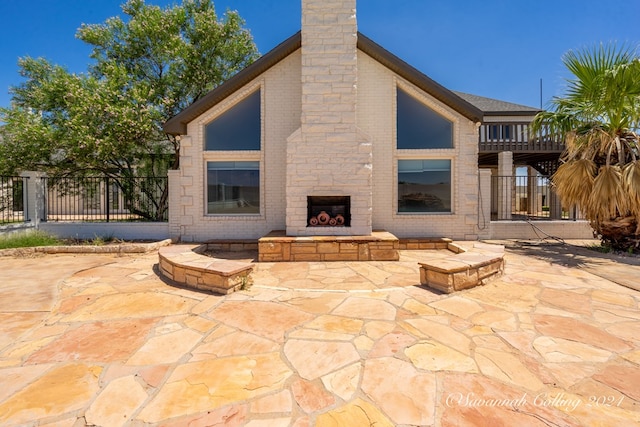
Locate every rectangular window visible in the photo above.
<box><xmin>398</xmin><ymin>159</ymin><xmax>451</xmax><ymax>213</ymax></box>
<box><xmin>488</xmin><ymin>124</ymin><xmax>512</xmax><ymax>140</ymax></box>
<box><xmin>207</xmin><ymin>161</ymin><xmax>260</xmax><ymax>214</ymax></box>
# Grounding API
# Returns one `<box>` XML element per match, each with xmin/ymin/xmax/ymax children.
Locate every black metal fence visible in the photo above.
<box><xmin>491</xmin><ymin>175</ymin><xmax>582</xmax><ymax>221</ymax></box>
<box><xmin>43</xmin><ymin>175</ymin><xmax>168</xmax><ymax>222</ymax></box>
<box><xmin>0</xmin><ymin>176</ymin><xmax>27</xmax><ymax>225</ymax></box>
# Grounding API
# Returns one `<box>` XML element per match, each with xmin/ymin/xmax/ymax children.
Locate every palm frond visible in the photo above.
<box><xmin>623</xmin><ymin>161</ymin><xmax>640</xmax><ymax>230</ymax></box>
<box><xmin>533</xmin><ymin>43</ymin><xmax>640</xmax><ymax>148</ymax></box>
<box><xmin>588</xmin><ymin>165</ymin><xmax>628</xmax><ymax>222</ymax></box>
<box><xmin>551</xmin><ymin>159</ymin><xmax>596</xmax><ymax>208</ymax></box>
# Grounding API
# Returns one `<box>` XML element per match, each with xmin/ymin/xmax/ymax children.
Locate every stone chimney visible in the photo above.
<box><xmin>286</xmin><ymin>0</ymin><xmax>372</xmax><ymax>236</ymax></box>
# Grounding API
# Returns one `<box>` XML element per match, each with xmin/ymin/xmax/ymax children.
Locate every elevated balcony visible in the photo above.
<box><xmin>478</xmin><ymin>122</ymin><xmax>565</xmax><ymax>175</ymax></box>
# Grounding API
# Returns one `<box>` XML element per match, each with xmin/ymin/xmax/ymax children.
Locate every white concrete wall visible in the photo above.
<box><xmin>488</xmin><ymin>221</ymin><xmax>594</xmax><ymax>240</ymax></box>
<box><xmin>40</xmin><ymin>222</ymin><xmax>169</xmax><ymax>241</ymax></box>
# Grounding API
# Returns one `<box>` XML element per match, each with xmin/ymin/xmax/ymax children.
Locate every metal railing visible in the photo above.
<box><xmin>491</xmin><ymin>175</ymin><xmax>582</xmax><ymax>221</ymax></box>
<box><xmin>479</xmin><ymin>123</ymin><xmax>565</xmax><ymax>153</ymax></box>
<box><xmin>43</xmin><ymin>175</ymin><xmax>168</xmax><ymax>222</ymax></box>
<box><xmin>0</xmin><ymin>176</ymin><xmax>27</xmax><ymax>225</ymax></box>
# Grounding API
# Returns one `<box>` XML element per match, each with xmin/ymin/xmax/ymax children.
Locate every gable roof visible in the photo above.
<box><xmin>164</xmin><ymin>32</ymin><xmax>484</xmax><ymax>135</ymax></box>
<box><xmin>453</xmin><ymin>91</ymin><xmax>540</xmax><ymax>116</ymax></box>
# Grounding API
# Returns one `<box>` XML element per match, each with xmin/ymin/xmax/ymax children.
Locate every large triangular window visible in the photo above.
<box><xmin>205</xmin><ymin>90</ymin><xmax>261</xmax><ymax>151</ymax></box>
<box><xmin>397</xmin><ymin>88</ymin><xmax>453</xmax><ymax>149</ymax></box>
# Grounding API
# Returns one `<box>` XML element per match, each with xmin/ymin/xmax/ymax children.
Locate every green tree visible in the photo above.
<box><xmin>532</xmin><ymin>44</ymin><xmax>640</xmax><ymax>251</ymax></box>
<box><xmin>0</xmin><ymin>0</ymin><xmax>258</xmax><ymax>219</ymax></box>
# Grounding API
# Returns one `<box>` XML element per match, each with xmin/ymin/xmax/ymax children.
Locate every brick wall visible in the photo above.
<box><xmin>359</xmin><ymin>53</ymin><xmax>480</xmax><ymax>240</ymax></box>
<box><xmin>174</xmin><ymin>53</ymin><xmax>301</xmax><ymax>241</ymax></box>
<box><xmin>172</xmin><ymin>47</ymin><xmax>482</xmax><ymax>241</ymax></box>
<box><xmin>171</xmin><ymin>1</ymin><xmax>482</xmax><ymax>241</ymax></box>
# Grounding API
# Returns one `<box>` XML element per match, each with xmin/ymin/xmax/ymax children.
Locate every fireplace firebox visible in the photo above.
<box><xmin>307</xmin><ymin>196</ymin><xmax>351</xmax><ymax>227</ymax></box>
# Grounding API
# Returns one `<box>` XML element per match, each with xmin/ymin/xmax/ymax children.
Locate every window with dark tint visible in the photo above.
<box><xmin>207</xmin><ymin>161</ymin><xmax>260</xmax><ymax>214</ymax></box>
<box><xmin>205</xmin><ymin>90</ymin><xmax>261</xmax><ymax>151</ymax></box>
<box><xmin>398</xmin><ymin>159</ymin><xmax>451</xmax><ymax>213</ymax></box>
<box><xmin>397</xmin><ymin>88</ymin><xmax>453</xmax><ymax>149</ymax></box>
<box><xmin>488</xmin><ymin>124</ymin><xmax>512</xmax><ymax>140</ymax></box>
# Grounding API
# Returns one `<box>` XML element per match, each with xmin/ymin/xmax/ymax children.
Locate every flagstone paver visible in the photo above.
<box><xmin>1</xmin><ymin>241</ymin><xmax>640</xmax><ymax>425</ymax></box>
<box><xmin>316</xmin><ymin>398</ymin><xmax>394</xmax><ymax>427</ymax></box>
<box><xmin>320</xmin><ymin>362</ymin><xmax>361</xmax><ymax>401</ymax></box>
<box><xmin>27</xmin><ymin>318</ymin><xmax>157</xmax><ymax>364</ymax></box>
<box><xmin>284</xmin><ymin>339</ymin><xmax>360</xmax><ymax>380</ymax></box>
<box><xmin>84</xmin><ymin>374</ymin><xmax>148</xmax><ymax>426</ymax></box>
<box><xmin>362</xmin><ymin>357</ymin><xmax>437</xmax><ymax>425</ymax></box>
<box><xmin>405</xmin><ymin>340</ymin><xmax>478</xmax><ymax>372</ymax></box>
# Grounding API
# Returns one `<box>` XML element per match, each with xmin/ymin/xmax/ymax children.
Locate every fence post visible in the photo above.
<box><xmin>20</xmin><ymin>171</ymin><xmax>47</xmax><ymax>227</ymax></box>
<box><xmin>105</xmin><ymin>176</ymin><xmax>110</xmax><ymax>223</ymax></box>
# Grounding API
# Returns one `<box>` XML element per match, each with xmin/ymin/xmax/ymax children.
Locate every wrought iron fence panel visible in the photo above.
<box><xmin>491</xmin><ymin>175</ymin><xmax>583</xmax><ymax>221</ymax></box>
<box><xmin>43</xmin><ymin>175</ymin><xmax>168</xmax><ymax>222</ymax></box>
<box><xmin>0</xmin><ymin>176</ymin><xmax>27</xmax><ymax>225</ymax></box>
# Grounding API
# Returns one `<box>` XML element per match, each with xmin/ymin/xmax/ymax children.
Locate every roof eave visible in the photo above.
<box><xmin>164</xmin><ymin>31</ymin><xmax>485</xmax><ymax>135</ymax></box>
<box><xmin>356</xmin><ymin>33</ymin><xmax>484</xmax><ymax>123</ymax></box>
<box><xmin>163</xmin><ymin>31</ymin><xmax>302</xmax><ymax>135</ymax></box>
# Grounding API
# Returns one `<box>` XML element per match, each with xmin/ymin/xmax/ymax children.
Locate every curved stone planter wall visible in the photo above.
<box><xmin>158</xmin><ymin>245</ymin><xmax>253</xmax><ymax>295</ymax></box>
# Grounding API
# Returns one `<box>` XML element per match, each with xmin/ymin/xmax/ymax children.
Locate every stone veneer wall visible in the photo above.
<box><xmin>285</xmin><ymin>0</ymin><xmax>373</xmax><ymax>236</ymax></box>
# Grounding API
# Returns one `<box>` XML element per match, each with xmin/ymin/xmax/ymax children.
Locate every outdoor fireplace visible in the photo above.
<box><xmin>307</xmin><ymin>196</ymin><xmax>351</xmax><ymax>227</ymax></box>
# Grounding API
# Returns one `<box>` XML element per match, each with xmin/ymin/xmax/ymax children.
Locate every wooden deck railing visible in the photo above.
<box><xmin>479</xmin><ymin>123</ymin><xmax>565</xmax><ymax>153</ymax></box>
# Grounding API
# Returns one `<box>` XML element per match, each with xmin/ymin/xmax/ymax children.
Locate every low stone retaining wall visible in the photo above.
<box><xmin>398</xmin><ymin>237</ymin><xmax>459</xmax><ymax>251</ymax></box>
<box><xmin>258</xmin><ymin>230</ymin><xmax>400</xmax><ymax>262</ymax></box>
<box><xmin>158</xmin><ymin>245</ymin><xmax>253</xmax><ymax>295</ymax></box>
<box><xmin>0</xmin><ymin>239</ymin><xmax>172</xmax><ymax>257</ymax></box>
<box><xmin>419</xmin><ymin>242</ymin><xmax>505</xmax><ymax>293</ymax></box>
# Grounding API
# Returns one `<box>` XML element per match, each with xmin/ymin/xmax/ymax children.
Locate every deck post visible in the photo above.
<box><xmin>497</xmin><ymin>152</ymin><xmax>513</xmax><ymax>220</ymax></box>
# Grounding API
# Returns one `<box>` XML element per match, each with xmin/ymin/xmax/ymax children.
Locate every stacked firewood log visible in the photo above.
<box><xmin>309</xmin><ymin>211</ymin><xmax>345</xmax><ymax>226</ymax></box>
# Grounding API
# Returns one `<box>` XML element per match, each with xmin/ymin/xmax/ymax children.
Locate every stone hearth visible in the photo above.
<box><xmin>258</xmin><ymin>230</ymin><xmax>399</xmax><ymax>262</ymax></box>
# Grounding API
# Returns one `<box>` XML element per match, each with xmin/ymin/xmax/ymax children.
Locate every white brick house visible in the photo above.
<box><xmin>164</xmin><ymin>0</ymin><xmax>486</xmax><ymax>242</ymax></box>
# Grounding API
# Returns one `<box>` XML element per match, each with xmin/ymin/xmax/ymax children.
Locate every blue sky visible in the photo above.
<box><xmin>1</xmin><ymin>0</ymin><xmax>638</xmax><ymax>111</ymax></box>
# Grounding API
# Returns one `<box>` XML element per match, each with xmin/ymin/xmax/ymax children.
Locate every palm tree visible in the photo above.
<box><xmin>532</xmin><ymin>44</ymin><xmax>640</xmax><ymax>251</ymax></box>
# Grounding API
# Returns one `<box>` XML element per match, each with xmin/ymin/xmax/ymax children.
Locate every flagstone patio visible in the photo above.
<box><xmin>0</xmin><ymin>241</ymin><xmax>639</xmax><ymax>426</ymax></box>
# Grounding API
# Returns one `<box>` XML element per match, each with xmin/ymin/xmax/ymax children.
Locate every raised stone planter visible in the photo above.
<box><xmin>158</xmin><ymin>245</ymin><xmax>253</xmax><ymax>295</ymax></box>
<box><xmin>418</xmin><ymin>242</ymin><xmax>505</xmax><ymax>293</ymax></box>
